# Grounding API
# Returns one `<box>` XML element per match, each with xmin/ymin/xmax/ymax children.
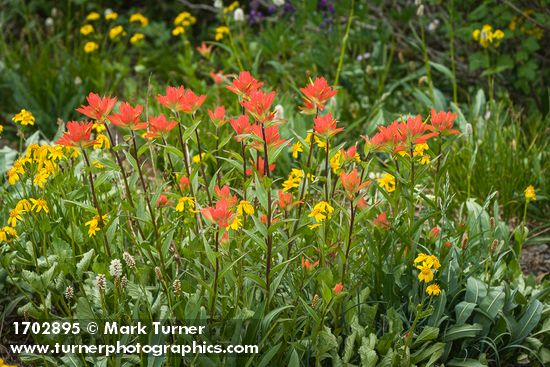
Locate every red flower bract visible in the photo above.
<box><xmin>201</xmin><ymin>200</ymin><xmax>235</xmax><ymax>229</ymax></box>
<box><xmin>300</xmin><ymin>77</ymin><xmax>337</xmax><ymax>112</ymax></box>
<box><xmin>208</xmin><ymin>106</ymin><xmax>226</xmax><ymax>127</ymax></box>
<box><xmin>339</xmin><ymin>169</ymin><xmax>370</xmax><ymax>197</ymax></box>
<box><xmin>56</xmin><ymin>121</ymin><xmax>97</xmax><ymax>148</ymax></box>
<box><xmin>230</xmin><ymin>115</ymin><xmax>252</xmax><ymax>142</ymax></box>
<box><xmin>365</xmin><ymin>115</ymin><xmax>438</xmax><ymax>153</ymax></box>
<box><xmin>248</xmin><ymin>124</ymin><xmax>286</xmax><ymax>151</ymax></box>
<box><xmin>156</xmin><ymin>86</ymin><xmax>206</xmax><ymax>114</ymax></box>
<box><xmin>214</xmin><ymin>185</ymin><xmax>238</xmax><ymax>207</ymax></box>
<box><xmin>430</xmin><ymin>108</ymin><xmax>459</xmax><ymax>135</ymax></box>
<box><xmin>246</xmin><ymin>156</ymin><xmax>276</xmax><ymax>176</ymax></box>
<box><xmin>226</xmin><ymin>71</ymin><xmax>264</xmax><ymax>98</ymax></box>
<box><xmin>108</xmin><ymin>102</ymin><xmax>147</xmax><ymax>130</ymax></box>
<box><xmin>76</xmin><ymin>92</ymin><xmax>117</xmax><ymax>122</ymax></box>
<box><xmin>240</xmin><ymin>90</ymin><xmax>276</xmax><ymax>124</ymax></box>
<box><xmin>313</xmin><ymin>112</ymin><xmax>343</xmax><ymax>138</ymax></box>
<box><xmin>143</xmin><ymin>114</ymin><xmax>178</xmax><ymax>139</ymax></box>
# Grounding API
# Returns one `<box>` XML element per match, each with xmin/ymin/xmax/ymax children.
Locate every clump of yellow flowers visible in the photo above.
<box><xmin>377</xmin><ymin>173</ymin><xmax>396</xmax><ymax>193</ymax></box>
<box><xmin>12</xmin><ymin>109</ymin><xmax>35</xmax><ymax>126</ymax></box>
<box><xmin>524</xmin><ymin>185</ymin><xmax>536</xmax><ymax>202</ymax></box>
<box><xmin>414</xmin><ymin>253</ymin><xmax>442</xmax><ymax>296</ymax></box>
<box><xmin>172</xmin><ymin>11</ymin><xmax>197</xmax><ymax>37</ymax></box>
<box><xmin>308</xmin><ymin>201</ymin><xmax>334</xmax><ymax>229</ymax></box>
<box><xmin>472</xmin><ymin>24</ymin><xmax>504</xmax><ymax>48</ymax></box>
<box><xmin>215</xmin><ymin>26</ymin><xmax>230</xmax><ymax>41</ymax></box>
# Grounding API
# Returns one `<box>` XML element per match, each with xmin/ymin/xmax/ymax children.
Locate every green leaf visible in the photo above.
<box><xmin>255</xmin><ymin>342</ymin><xmax>281</xmax><ymax>367</ymax></box>
<box><xmin>413</xmin><ymin>326</ymin><xmax>439</xmax><ymax>347</ymax></box>
<box><xmin>76</xmin><ymin>249</ymin><xmax>95</xmax><ymax>278</ymax></box>
<box><xmin>511</xmin><ymin>299</ymin><xmax>543</xmax><ymax>344</ymax></box>
<box><xmin>443</xmin><ymin>323</ymin><xmax>483</xmax><ymax>341</ymax></box>
<box><xmin>455</xmin><ymin>301</ymin><xmax>476</xmax><ymax>326</ymax></box>
<box><xmin>465</xmin><ymin>277</ymin><xmax>487</xmax><ymax>304</ymax></box>
<box><xmin>479</xmin><ymin>286</ymin><xmax>505</xmax><ymax>320</ymax></box>
<box><xmin>448</xmin><ymin>358</ymin><xmax>488</xmax><ymax>367</ymax></box>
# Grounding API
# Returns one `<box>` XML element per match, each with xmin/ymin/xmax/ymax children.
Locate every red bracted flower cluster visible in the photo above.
<box><xmin>248</xmin><ymin>125</ymin><xmax>286</xmax><ymax>151</ymax></box>
<box><xmin>143</xmin><ymin>114</ymin><xmax>178</xmax><ymax>139</ymax></box>
<box><xmin>202</xmin><ymin>185</ymin><xmax>239</xmax><ymax>229</ymax></box>
<box><xmin>300</xmin><ymin>77</ymin><xmax>338</xmax><ymax>114</ymax></box>
<box><xmin>156</xmin><ymin>86</ymin><xmax>206</xmax><ymax>114</ymax></box>
<box><xmin>246</xmin><ymin>156</ymin><xmax>276</xmax><ymax>176</ymax></box>
<box><xmin>56</xmin><ymin>121</ymin><xmax>97</xmax><ymax>148</ymax></box>
<box><xmin>76</xmin><ymin>92</ymin><xmax>117</xmax><ymax>123</ymax></box>
<box><xmin>109</xmin><ymin>102</ymin><xmax>147</xmax><ymax>130</ymax></box>
<box><xmin>230</xmin><ymin>115</ymin><xmax>252</xmax><ymax>141</ymax></box>
<box><xmin>226</xmin><ymin>71</ymin><xmax>264</xmax><ymax>98</ymax></box>
<box><xmin>339</xmin><ymin>168</ymin><xmax>370</xmax><ymax>198</ymax></box>
<box><xmin>214</xmin><ymin>185</ymin><xmax>238</xmax><ymax>207</ymax></box>
<box><xmin>364</xmin><ymin>113</ymin><xmax>448</xmax><ymax>153</ymax></box>
<box><xmin>313</xmin><ymin>112</ymin><xmax>343</xmax><ymax>138</ymax></box>
<box><xmin>430</xmin><ymin>109</ymin><xmax>459</xmax><ymax>135</ymax></box>
<box><xmin>240</xmin><ymin>90</ymin><xmax>276</xmax><ymax>124</ymax></box>
<box><xmin>208</xmin><ymin>106</ymin><xmax>227</xmax><ymax>127</ymax></box>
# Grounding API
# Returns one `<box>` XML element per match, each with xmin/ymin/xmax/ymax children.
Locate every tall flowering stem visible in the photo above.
<box><xmin>261</xmin><ymin>124</ymin><xmax>273</xmax><ymax>294</ymax></box>
<box><xmin>341</xmin><ymin>200</ymin><xmax>356</xmax><ymax>285</ymax></box>
<box><xmin>210</xmin><ymin>230</ymin><xmax>220</xmax><ymax>319</ymax></box>
<box><xmin>81</xmin><ymin>149</ymin><xmax>111</xmax><ymax>257</ymax></box>
<box><xmin>193</xmin><ymin>122</ymin><xmax>213</xmax><ymax>206</ymax></box>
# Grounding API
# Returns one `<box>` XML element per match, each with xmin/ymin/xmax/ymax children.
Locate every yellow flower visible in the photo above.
<box><xmin>306</xmin><ymin>133</ymin><xmax>326</xmax><ymax>150</ymax></box>
<box><xmin>308</xmin><ymin>201</ymin><xmax>334</xmax><ymax>224</ymax></box>
<box><xmin>413</xmin><ymin>143</ymin><xmax>429</xmax><ymax>157</ymax></box>
<box><xmin>48</xmin><ymin>146</ymin><xmax>64</xmax><ymax>161</ymax></box>
<box><xmin>308</xmin><ymin>223</ymin><xmax>321</xmax><ymax>230</ymax></box>
<box><xmin>416</xmin><ymin>265</ymin><xmax>434</xmax><ymax>282</ymax></box>
<box><xmin>330</xmin><ymin>150</ymin><xmax>342</xmax><ymax>173</ymax></box>
<box><xmin>215</xmin><ymin>26</ymin><xmax>230</xmax><ymax>41</ymax></box>
<box><xmin>93</xmin><ymin>134</ymin><xmax>110</xmax><ymax>150</ymax></box>
<box><xmin>377</xmin><ymin>173</ymin><xmax>396</xmax><ymax>193</ymax></box>
<box><xmin>174</xmin><ymin>11</ymin><xmax>196</xmax><ymax>26</ymax></box>
<box><xmin>30</xmin><ymin>198</ymin><xmax>49</xmax><ymax>213</ymax></box>
<box><xmin>414</xmin><ymin>253</ymin><xmax>440</xmax><ymax>270</ymax></box>
<box><xmin>130</xmin><ymin>13</ymin><xmax>149</xmax><ymax>27</ymax></box>
<box><xmin>86</xmin><ymin>12</ymin><xmax>100</xmax><ymax>21</ymax></box>
<box><xmin>176</xmin><ymin>197</ymin><xmax>196</xmax><ymax>213</ymax></box>
<box><xmin>224</xmin><ymin>1</ymin><xmax>239</xmax><ymax>13</ymax></box>
<box><xmin>419</xmin><ymin>155</ymin><xmax>430</xmax><ymax>165</ymax></box>
<box><xmin>0</xmin><ymin>226</ymin><xmax>18</xmax><ymax>243</ymax></box>
<box><xmin>414</xmin><ymin>253</ymin><xmax>429</xmax><ymax>264</ymax></box>
<box><xmin>130</xmin><ymin>33</ymin><xmax>145</xmax><ymax>44</ymax></box>
<box><xmin>228</xmin><ymin>215</ymin><xmax>242</xmax><ymax>231</ymax></box>
<box><xmin>84</xmin><ymin>41</ymin><xmax>99</xmax><ymax>53</ymax></box>
<box><xmin>109</xmin><ymin>25</ymin><xmax>124</xmax><ymax>40</ymax></box>
<box><xmin>172</xmin><ymin>26</ymin><xmax>185</xmax><ymax>36</ymax></box>
<box><xmin>15</xmin><ymin>199</ymin><xmax>31</xmax><ymax>213</ymax></box>
<box><xmin>291</xmin><ymin>142</ymin><xmax>303</xmax><ymax>159</ymax></box>
<box><xmin>80</xmin><ymin>24</ymin><xmax>94</xmax><ymax>36</ymax></box>
<box><xmin>493</xmin><ymin>29</ymin><xmax>504</xmax><ymax>39</ymax></box>
<box><xmin>237</xmin><ymin>200</ymin><xmax>254</xmax><ymax>215</ymax></box>
<box><xmin>192</xmin><ymin>153</ymin><xmax>205</xmax><ymax>164</ymax></box>
<box><xmin>105</xmin><ymin>11</ymin><xmax>118</xmax><ymax>21</ymax></box>
<box><xmin>0</xmin><ymin>125</ymin><xmax>4</xmax><ymax>135</ymax></box>
<box><xmin>33</xmin><ymin>170</ymin><xmax>49</xmax><ymax>188</ymax></box>
<box><xmin>426</xmin><ymin>283</ymin><xmax>441</xmax><ymax>296</ymax></box>
<box><xmin>85</xmin><ymin>214</ymin><xmax>108</xmax><ymax>237</ymax></box>
<box><xmin>8</xmin><ymin>208</ymin><xmax>23</xmax><ymax>227</ymax></box>
<box><xmin>93</xmin><ymin>160</ymin><xmax>104</xmax><ymax>169</ymax></box>
<box><xmin>472</xmin><ymin>29</ymin><xmax>480</xmax><ymax>41</ymax></box>
<box><xmin>524</xmin><ymin>185</ymin><xmax>536</xmax><ymax>201</ymax></box>
<box><xmin>12</xmin><ymin>109</ymin><xmax>35</xmax><ymax>126</ymax></box>
<box><xmin>282</xmin><ymin>169</ymin><xmax>304</xmax><ymax>192</ymax></box>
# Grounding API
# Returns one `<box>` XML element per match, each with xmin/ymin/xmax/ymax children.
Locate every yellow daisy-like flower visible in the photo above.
<box><xmin>84</xmin><ymin>41</ymin><xmax>99</xmax><ymax>53</ymax></box>
<box><xmin>419</xmin><ymin>155</ymin><xmax>430</xmax><ymax>165</ymax></box>
<box><xmin>306</xmin><ymin>132</ymin><xmax>326</xmax><ymax>150</ymax></box>
<box><xmin>308</xmin><ymin>201</ymin><xmax>334</xmax><ymax>224</ymax></box>
<box><xmin>12</xmin><ymin>109</ymin><xmax>35</xmax><ymax>126</ymax></box>
<box><xmin>30</xmin><ymin>198</ymin><xmax>49</xmax><ymax>213</ymax></box>
<box><xmin>413</xmin><ymin>143</ymin><xmax>429</xmax><ymax>157</ymax></box>
<box><xmin>80</xmin><ymin>24</ymin><xmax>94</xmax><ymax>36</ymax></box>
<box><xmin>214</xmin><ymin>26</ymin><xmax>230</xmax><ymax>41</ymax></box>
<box><xmin>175</xmin><ymin>197</ymin><xmax>197</xmax><ymax>213</ymax></box>
<box><xmin>174</xmin><ymin>11</ymin><xmax>196</xmax><ymax>26</ymax></box>
<box><xmin>237</xmin><ymin>200</ymin><xmax>254</xmax><ymax>215</ymax></box>
<box><xmin>426</xmin><ymin>283</ymin><xmax>441</xmax><ymax>296</ymax></box>
<box><xmin>0</xmin><ymin>124</ymin><xmax>3</xmax><ymax>135</ymax></box>
<box><xmin>416</xmin><ymin>264</ymin><xmax>434</xmax><ymax>283</ymax></box>
<box><xmin>130</xmin><ymin>33</ymin><xmax>145</xmax><ymax>44</ymax></box>
<box><xmin>8</xmin><ymin>208</ymin><xmax>23</xmax><ymax>227</ymax></box>
<box><xmin>85</xmin><ymin>214</ymin><xmax>108</xmax><ymax>237</ymax></box>
<box><xmin>192</xmin><ymin>153</ymin><xmax>205</xmax><ymax>164</ymax></box>
<box><xmin>377</xmin><ymin>173</ymin><xmax>396</xmax><ymax>193</ymax></box>
<box><xmin>105</xmin><ymin>11</ymin><xmax>118</xmax><ymax>21</ymax></box>
<box><xmin>330</xmin><ymin>150</ymin><xmax>342</xmax><ymax>173</ymax></box>
<box><xmin>92</xmin><ymin>122</ymin><xmax>106</xmax><ymax>133</ymax></box>
<box><xmin>15</xmin><ymin>199</ymin><xmax>31</xmax><ymax>213</ymax></box>
<box><xmin>0</xmin><ymin>227</ymin><xmax>18</xmax><ymax>243</ymax></box>
<box><xmin>172</xmin><ymin>26</ymin><xmax>185</xmax><ymax>36</ymax></box>
<box><xmin>228</xmin><ymin>215</ymin><xmax>242</xmax><ymax>231</ymax></box>
<box><xmin>282</xmin><ymin>169</ymin><xmax>304</xmax><ymax>192</ymax></box>
<box><xmin>129</xmin><ymin>13</ymin><xmax>149</xmax><ymax>27</ymax></box>
<box><xmin>524</xmin><ymin>185</ymin><xmax>536</xmax><ymax>201</ymax></box>
<box><xmin>224</xmin><ymin>1</ymin><xmax>239</xmax><ymax>13</ymax></box>
<box><xmin>48</xmin><ymin>146</ymin><xmax>64</xmax><ymax>161</ymax></box>
<box><xmin>109</xmin><ymin>25</ymin><xmax>125</xmax><ymax>40</ymax></box>
<box><xmin>86</xmin><ymin>12</ymin><xmax>100</xmax><ymax>21</ymax></box>
<box><xmin>33</xmin><ymin>170</ymin><xmax>50</xmax><ymax>188</ymax></box>
<box><xmin>93</xmin><ymin>134</ymin><xmax>110</xmax><ymax>150</ymax></box>
<box><xmin>291</xmin><ymin>142</ymin><xmax>303</xmax><ymax>159</ymax></box>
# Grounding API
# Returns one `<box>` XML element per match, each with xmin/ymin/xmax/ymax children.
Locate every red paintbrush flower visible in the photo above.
<box><xmin>401</xmin><ymin>115</ymin><xmax>438</xmax><ymax>145</ymax></box>
<box><xmin>143</xmin><ymin>114</ymin><xmax>178</xmax><ymax>139</ymax></box>
<box><xmin>430</xmin><ymin>109</ymin><xmax>460</xmax><ymax>135</ymax></box>
<box><xmin>230</xmin><ymin>115</ymin><xmax>252</xmax><ymax>142</ymax></box>
<box><xmin>208</xmin><ymin>106</ymin><xmax>227</xmax><ymax>127</ymax></box>
<box><xmin>196</xmin><ymin>42</ymin><xmax>213</xmax><ymax>57</ymax></box>
<box><xmin>210</xmin><ymin>70</ymin><xmax>225</xmax><ymax>85</ymax></box>
<box><xmin>179</xmin><ymin>88</ymin><xmax>206</xmax><ymax>114</ymax></box>
<box><xmin>76</xmin><ymin>92</ymin><xmax>117</xmax><ymax>122</ymax></box>
<box><xmin>240</xmin><ymin>89</ymin><xmax>276</xmax><ymax>124</ymax></box>
<box><xmin>157</xmin><ymin>86</ymin><xmax>185</xmax><ymax>111</ymax></box>
<box><xmin>313</xmin><ymin>112</ymin><xmax>343</xmax><ymax>138</ymax></box>
<box><xmin>248</xmin><ymin>124</ymin><xmax>286</xmax><ymax>151</ymax></box>
<box><xmin>56</xmin><ymin>121</ymin><xmax>97</xmax><ymax>148</ymax></box>
<box><xmin>278</xmin><ymin>190</ymin><xmax>293</xmax><ymax>210</ymax></box>
<box><xmin>342</xmin><ymin>146</ymin><xmax>359</xmax><ymax>161</ymax></box>
<box><xmin>301</xmin><ymin>257</ymin><xmax>319</xmax><ymax>270</ymax></box>
<box><xmin>300</xmin><ymin>77</ymin><xmax>337</xmax><ymax>112</ymax></box>
<box><xmin>214</xmin><ymin>185</ymin><xmax>238</xmax><ymax>207</ymax></box>
<box><xmin>226</xmin><ymin>71</ymin><xmax>264</xmax><ymax>98</ymax></box>
<box><xmin>246</xmin><ymin>156</ymin><xmax>276</xmax><ymax>176</ymax></box>
<box><xmin>179</xmin><ymin>175</ymin><xmax>190</xmax><ymax>191</ymax></box>
<box><xmin>108</xmin><ymin>102</ymin><xmax>147</xmax><ymax>130</ymax></box>
<box><xmin>340</xmin><ymin>169</ymin><xmax>370</xmax><ymax>198</ymax></box>
<box><xmin>373</xmin><ymin>211</ymin><xmax>389</xmax><ymax>229</ymax></box>
<box><xmin>201</xmin><ymin>200</ymin><xmax>235</xmax><ymax>229</ymax></box>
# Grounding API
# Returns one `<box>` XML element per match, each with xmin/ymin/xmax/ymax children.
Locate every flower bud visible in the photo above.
<box><xmin>123</xmin><ymin>251</ymin><xmax>136</xmax><ymax>269</ymax></box>
<box><xmin>311</xmin><ymin>294</ymin><xmax>320</xmax><ymax>308</ymax></box>
<box><xmin>96</xmin><ymin>274</ymin><xmax>106</xmax><ymax>290</ymax></box>
<box><xmin>155</xmin><ymin>266</ymin><xmax>163</xmax><ymax>280</ymax></box>
<box><xmin>173</xmin><ymin>279</ymin><xmax>182</xmax><ymax>295</ymax></box>
<box><xmin>109</xmin><ymin>259</ymin><xmax>123</xmax><ymax>278</ymax></box>
<box><xmin>461</xmin><ymin>234</ymin><xmax>469</xmax><ymax>250</ymax></box>
<box><xmin>489</xmin><ymin>217</ymin><xmax>495</xmax><ymax>229</ymax></box>
<box><xmin>64</xmin><ymin>286</ymin><xmax>74</xmax><ymax>300</ymax></box>
<box><xmin>234</xmin><ymin>8</ymin><xmax>245</xmax><ymax>22</ymax></box>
